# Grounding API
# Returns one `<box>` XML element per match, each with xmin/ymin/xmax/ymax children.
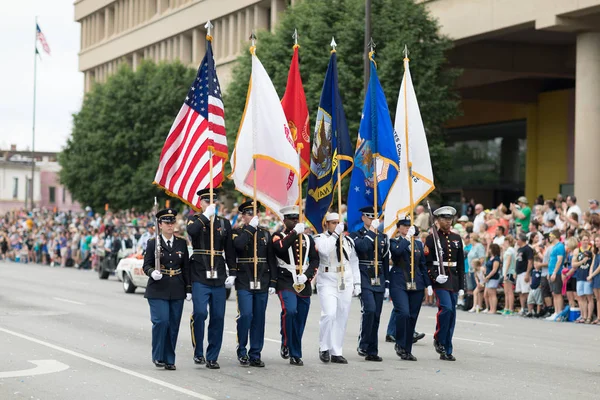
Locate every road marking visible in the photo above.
<box><xmin>0</xmin><ymin>359</ymin><xmax>69</xmax><ymax>378</ymax></box>
<box><xmin>53</xmin><ymin>297</ymin><xmax>86</xmax><ymax>306</ymax></box>
<box><xmin>422</xmin><ymin>332</ymin><xmax>494</xmax><ymax>345</ymax></box>
<box><xmin>426</xmin><ymin>316</ymin><xmax>502</xmax><ymax>327</ymax></box>
<box><xmin>225</xmin><ymin>330</ymin><xmax>279</xmax><ymax>344</ymax></box>
<box><xmin>0</xmin><ymin>327</ymin><xmax>215</xmax><ymax>400</ymax></box>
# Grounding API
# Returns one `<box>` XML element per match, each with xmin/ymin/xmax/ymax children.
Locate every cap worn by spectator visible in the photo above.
<box><xmin>517</xmin><ymin>196</ymin><xmax>528</xmax><ymax>204</ymax></box>
<box><xmin>457</xmin><ymin>215</ymin><xmax>469</xmax><ymax>222</ymax></box>
<box><xmin>589</xmin><ymin>199</ymin><xmax>599</xmax><ymax>206</ymax></box>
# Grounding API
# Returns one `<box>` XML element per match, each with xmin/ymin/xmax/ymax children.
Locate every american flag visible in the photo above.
<box><xmin>36</xmin><ymin>24</ymin><xmax>51</xmax><ymax>55</ymax></box>
<box><xmin>154</xmin><ymin>38</ymin><xmax>227</xmax><ymax>208</ymax></box>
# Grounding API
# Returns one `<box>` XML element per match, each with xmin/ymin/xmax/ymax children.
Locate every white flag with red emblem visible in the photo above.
<box><xmin>230</xmin><ymin>50</ymin><xmax>300</xmax><ymax>220</ymax></box>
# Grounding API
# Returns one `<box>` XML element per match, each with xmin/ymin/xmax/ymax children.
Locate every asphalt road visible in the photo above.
<box><xmin>1</xmin><ymin>261</ymin><xmax>599</xmax><ymax>400</ymax></box>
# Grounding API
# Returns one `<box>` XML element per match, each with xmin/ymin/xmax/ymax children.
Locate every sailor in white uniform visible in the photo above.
<box><xmin>314</xmin><ymin>212</ymin><xmax>361</xmax><ymax>364</ymax></box>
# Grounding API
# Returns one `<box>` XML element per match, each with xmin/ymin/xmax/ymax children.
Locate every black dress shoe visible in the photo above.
<box><xmin>413</xmin><ymin>331</ymin><xmax>426</xmax><ymax>343</ymax></box>
<box><xmin>365</xmin><ymin>355</ymin><xmax>383</xmax><ymax>362</ymax></box>
<box><xmin>433</xmin><ymin>339</ymin><xmax>446</xmax><ymax>355</ymax></box>
<box><xmin>357</xmin><ymin>347</ymin><xmax>367</xmax><ymax>357</ymax></box>
<box><xmin>319</xmin><ymin>349</ymin><xmax>331</xmax><ymax>363</ymax></box>
<box><xmin>238</xmin><ymin>355</ymin><xmax>249</xmax><ymax>366</ymax></box>
<box><xmin>289</xmin><ymin>357</ymin><xmax>304</xmax><ymax>366</ymax></box>
<box><xmin>385</xmin><ymin>335</ymin><xmax>396</xmax><ymax>343</ymax></box>
<box><xmin>330</xmin><ymin>355</ymin><xmax>348</xmax><ymax>364</ymax></box>
<box><xmin>401</xmin><ymin>353</ymin><xmax>417</xmax><ymax>361</ymax></box>
<box><xmin>206</xmin><ymin>360</ymin><xmax>220</xmax><ymax>369</ymax></box>
<box><xmin>440</xmin><ymin>353</ymin><xmax>456</xmax><ymax>361</ymax></box>
<box><xmin>395</xmin><ymin>346</ymin><xmax>407</xmax><ymax>358</ymax></box>
<box><xmin>164</xmin><ymin>364</ymin><xmax>176</xmax><ymax>370</ymax></box>
<box><xmin>249</xmin><ymin>358</ymin><xmax>265</xmax><ymax>367</ymax></box>
<box><xmin>280</xmin><ymin>345</ymin><xmax>290</xmax><ymax>359</ymax></box>
<box><xmin>153</xmin><ymin>360</ymin><xmax>165</xmax><ymax>368</ymax></box>
<box><xmin>193</xmin><ymin>355</ymin><xmax>206</xmax><ymax>365</ymax></box>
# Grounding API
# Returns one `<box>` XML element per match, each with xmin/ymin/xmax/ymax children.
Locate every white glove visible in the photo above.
<box><xmin>293</xmin><ymin>223</ymin><xmax>305</xmax><ymax>235</ymax></box>
<box><xmin>203</xmin><ymin>204</ymin><xmax>216</xmax><ymax>219</ymax></box>
<box><xmin>406</xmin><ymin>225</ymin><xmax>416</xmax><ymax>240</ymax></box>
<box><xmin>353</xmin><ymin>284</ymin><xmax>362</xmax><ymax>297</ymax></box>
<box><xmin>435</xmin><ymin>275</ymin><xmax>448</xmax><ymax>284</ymax></box>
<box><xmin>334</xmin><ymin>222</ymin><xmax>345</xmax><ymax>236</ymax></box>
<box><xmin>186</xmin><ymin>293</ymin><xmax>192</xmax><ymax>302</ymax></box>
<box><xmin>458</xmin><ymin>289</ymin><xmax>465</xmax><ymax>297</ymax></box>
<box><xmin>297</xmin><ymin>274</ymin><xmax>308</xmax><ymax>284</ymax></box>
<box><xmin>427</xmin><ymin>286</ymin><xmax>433</xmax><ymax>296</ymax></box>
<box><xmin>225</xmin><ymin>276</ymin><xmax>236</xmax><ymax>288</ymax></box>
<box><xmin>268</xmin><ymin>287</ymin><xmax>276</xmax><ymax>295</ymax></box>
<box><xmin>384</xmin><ymin>288</ymin><xmax>390</xmax><ymax>299</ymax></box>
<box><xmin>249</xmin><ymin>216</ymin><xmax>259</xmax><ymax>228</ymax></box>
<box><xmin>151</xmin><ymin>270</ymin><xmax>162</xmax><ymax>281</ymax></box>
<box><xmin>370</xmin><ymin>219</ymin><xmax>380</xmax><ymax>231</ymax></box>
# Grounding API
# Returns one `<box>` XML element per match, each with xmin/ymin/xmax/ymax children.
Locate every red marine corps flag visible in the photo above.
<box><xmin>154</xmin><ymin>23</ymin><xmax>227</xmax><ymax>209</ymax></box>
<box><xmin>281</xmin><ymin>30</ymin><xmax>310</xmax><ymax>182</ymax></box>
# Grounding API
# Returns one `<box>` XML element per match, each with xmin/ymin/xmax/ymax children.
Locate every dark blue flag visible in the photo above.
<box><xmin>347</xmin><ymin>58</ymin><xmax>399</xmax><ymax>232</ymax></box>
<box><xmin>305</xmin><ymin>51</ymin><xmax>353</xmax><ymax>233</ymax></box>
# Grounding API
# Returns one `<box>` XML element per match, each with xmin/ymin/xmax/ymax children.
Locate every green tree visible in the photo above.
<box><xmin>224</xmin><ymin>0</ymin><xmax>461</xmax><ymax>196</ymax></box>
<box><xmin>59</xmin><ymin>61</ymin><xmax>196</xmax><ymax>211</ymax></box>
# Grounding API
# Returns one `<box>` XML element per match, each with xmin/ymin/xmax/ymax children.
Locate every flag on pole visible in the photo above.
<box><xmin>229</xmin><ymin>48</ymin><xmax>300</xmax><ymax>220</ymax></box>
<box><xmin>305</xmin><ymin>50</ymin><xmax>353</xmax><ymax>233</ymax></box>
<box><xmin>281</xmin><ymin>44</ymin><xmax>310</xmax><ymax>181</ymax></box>
<box><xmin>154</xmin><ymin>37</ymin><xmax>228</xmax><ymax>209</ymax></box>
<box><xmin>36</xmin><ymin>24</ymin><xmax>51</xmax><ymax>55</ymax></box>
<box><xmin>347</xmin><ymin>57</ymin><xmax>398</xmax><ymax>232</ymax></box>
<box><xmin>383</xmin><ymin>55</ymin><xmax>435</xmax><ymax>235</ymax></box>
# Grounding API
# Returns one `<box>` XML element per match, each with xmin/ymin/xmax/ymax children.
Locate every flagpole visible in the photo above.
<box><xmin>205</xmin><ymin>21</ymin><xmax>216</xmax><ymax>278</ymax></box>
<box><xmin>403</xmin><ymin>46</ymin><xmax>416</xmax><ymax>290</ymax></box>
<box><xmin>293</xmin><ymin>31</ymin><xmax>305</xmax><ymax>294</ymax></box>
<box><xmin>330</xmin><ymin>38</ymin><xmax>345</xmax><ymax>291</ymax></box>
<box><xmin>250</xmin><ymin>31</ymin><xmax>259</xmax><ymax>290</ymax></box>
<box><xmin>31</xmin><ymin>16</ymin><xmax>38</xmax><ymax>210</ymax></box>
<box><xmin>368</xmin><ymin>41</ymin><xmax>380</xmax><ymax>287</ymax></box>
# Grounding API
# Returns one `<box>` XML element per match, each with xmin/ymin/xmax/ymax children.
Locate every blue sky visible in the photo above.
<box><xmin>0</xmin><ymin>0</ymin><xmax>83</xmax><ymax>152</ymax></box>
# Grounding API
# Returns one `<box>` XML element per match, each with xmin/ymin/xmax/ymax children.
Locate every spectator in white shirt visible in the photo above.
<box><xmin>492</xmin><ymin>225</ymin><xmax>506</xmax><ymax>246</ymax></box>
<box><xmin>473</xmin><ymin>204</ymin><xmax>485</xmax><ymax>235</ymax></box>
<box><xmin>566</xmin><ymin>195</ymin><xmax>582</xmax><ymax>219</ymax></box>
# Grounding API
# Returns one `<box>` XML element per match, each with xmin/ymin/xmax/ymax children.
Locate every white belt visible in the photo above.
<box><xmin>433</xmin><ymin>261</ymin><xmax>457</xmax><ymax>267</ymax></box>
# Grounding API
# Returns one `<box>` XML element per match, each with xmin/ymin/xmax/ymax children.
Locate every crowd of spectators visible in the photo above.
<box><xmin>3</xmin><ymin>193</ymin><xmax>599</xmax><ymax>324</ymax></box>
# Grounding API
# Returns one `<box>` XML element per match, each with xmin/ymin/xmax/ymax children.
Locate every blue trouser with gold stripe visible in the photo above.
<box><xmin>148</xmin><ymin>298</ymin><xmax>184</xmax><ymax>365</ymax></box>
<box><xmin>191</xmin><ymin>282</ymin><xmax>226</xmax><ymax>361</ymax></box>
<box><xmin>236</xmin><ymin>290</ymin><xmax>269</xmax><ymax>360</ymax></box>
<box><xmin>279</xmin><ymin>290</ymin><xmax>310</xmax><ymax>359</ymax></box>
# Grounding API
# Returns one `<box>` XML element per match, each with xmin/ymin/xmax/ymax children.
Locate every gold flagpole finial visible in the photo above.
<box><xmin>403</xmin><ymin>44</ymin><xmax>409</xmax><ymax>61</ymax></box>
<box><xmin>249</xmin><ymin>31</ymin><xmax>257</xmax><ymax>54</ymax></box>
<box><xmin>368</xmin><ymin>37</ymin><xmax>376</xmax><ymax>63</ymax></box>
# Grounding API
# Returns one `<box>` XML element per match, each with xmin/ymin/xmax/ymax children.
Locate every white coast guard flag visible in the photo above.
<box><xmin>384</xmin><ymin>57</ymin><xmax>435</xmax><ymax>235</ymax></box>
<box><xmin>230</xmin><ymin>51</ymin><xmax>300</xmax><ymax>220</ymax></box>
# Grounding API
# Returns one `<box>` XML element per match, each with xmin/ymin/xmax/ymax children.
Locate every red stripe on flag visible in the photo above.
<box><xmin>208</xmin><ymin>105</ymin><xmax>224</xmax><ymax>118</ymax></box>
<box><xmin>161</xmin><ymin>111</ymin><xmax>201</xmax><ymax>187</ymax></box>
<box><xmin>165</xmin><ymin>118</ymin><xmax>208</xmax><ymax>189</ymax></box>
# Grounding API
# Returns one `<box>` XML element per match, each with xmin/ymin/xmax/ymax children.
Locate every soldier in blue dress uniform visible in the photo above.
<box><xmin>231</xmin><ymin>200</ymin><xmax>277</xmax><ymax>367</ymax></box>
<box><xmin>272</xmin><ymin>205</ymin><xmax>319</xmax><ymax>366</ymax></box>
<box><xmin>349</xmin><ymin>206</ymin><xmax>390</xmax><ymax>362</ymax></box>
<box><xmin>143</xmin><ymin>208</ymin><xmax>191</xmax><ymax>371</ymax></box>
<box><xmin>425</xmin><ymin>206</ymin><xmax>465</xmax><ymax>361</ymax></box>
<box><xmin>187</xmin><ymin>188</ymin><xmax>237</xmax><ymax>370</ymax></box>
<box><xmin>389</xmin><ymin>217</ymin><xmax>433</xmax><ymax>361</ymax></box>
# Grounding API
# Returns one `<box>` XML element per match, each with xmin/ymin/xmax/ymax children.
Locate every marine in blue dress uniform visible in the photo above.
<box><xmin>389</xmin><ymin>217</ymin><xmax>433</xmax><ymax>361</ymax></box>
<box><xmin>425</xmin><ymin>206</ymin><xmax>465</xmax><ymax>361</ymax></box>
<box><xmin>143</xmin><ymin>208</ymin><xmax>191</xmax><ymax>371</ymax></box>
<box><xmin>231</xmin><ymin>200</ymin><xmax>277</xmax><ymax>367</ymax></box>
<box><xmin>349</xmin><ymin>206</ymin><xmax>390</xmax><ymax>362</ymax></box>
<box><xmin>272</xmin><ymin>206</ymin><xmax>319</xmax><ymax>366</ymax></box>
<box><xmin>187</xmin><ymin>188</ymin><xmax>237</xmax><ymax>370</ymax></box>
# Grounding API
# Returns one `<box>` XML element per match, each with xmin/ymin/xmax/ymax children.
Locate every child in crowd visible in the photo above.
<box><xmin>469</xmin><ymin>260</ymin><xmax>486</xmax><ymax>313</ymax></box>
<box><xmin>526</xmin><ymin>256</ymin><xmax>544</xmax><ymax>317</ymax></box>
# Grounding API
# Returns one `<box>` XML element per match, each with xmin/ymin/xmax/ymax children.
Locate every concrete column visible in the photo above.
<box><xmin>192</xmin><ymin>27</ymin><xmax>206</xmax><ymax>66</ymax></box>
<box><xmin>246</xmin><ymin>8</ymin><xmax>253</xmax><ymax>37</ymax></box>
<box><xmin>114</xmin><ymin>2</ymin><xmax>119</xmax><ymax>34</ymax></box>
<box><xmin>105</xmin><ymin>8</ymin><xmax>110</xmax><ymax>37</ymax></box>
<box><xmin>220</xmin><ymin>19</ymin><xmax>227</xmax><ymax>59</ymax></box>
<box><xmin>166</xmin><ymin>38</ymin><xmax>172</xmax><ymax>60</ymax></box>
<box><xmin>129</xmin><ymin>0</ymin><xmax>134</xmax><ymax>28</ymax></box>
<box><xmin>160</xmin><ymin>41</ymin><xmax>166</xmax><ymax>60</ymax></box>
<box><xmin>270</xmin><ymin>0</ymin><xmax>287</xmax><ymax>32</ymax></box>
<box><xmin>254</xmin><ymin>4</ymin><xmax>268</xmax><ymax>31</ymax></box>
<box><xmin>132</xmin><ymin>52</ymin><xmax>139</xmax><ymax>70</ymax></box>
<box><xmin>237</xmin><ymin>10</ymin><xmax>244</xmax><ymax>54</ymax></box>
<box><xmin>229</xmin><ymin>14</ymin><xmax>236</xmax><ymax>56</ymax></box>
<box><xmin>180</xmin><ymin>34</ymin><xmax>192</xmax><ymax>65</ymax></box>
<box><xmin>213</xmin><ymin>20</ymin><xmax>221</xmax><ymax>60</ymax></box>
<box><xmin>158</xmin><ymin>0</ymin><xmax>168</xmax><ymax>14</ymax></box>
<box><xmin>574</xmin><ymin>32</ymin><xmax>600</xmax><ymax>202</ymax></box>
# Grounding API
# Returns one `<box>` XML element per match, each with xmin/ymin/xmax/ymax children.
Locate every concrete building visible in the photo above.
<box><xmin>0</xmin><ymin>146</ymin><xmax>82</xmax><ymax>213</ymax></box>
<box><xmin>74</xmin><ymin>0</ymin><xmax>600</xmax><ymax>206</ymax></box>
